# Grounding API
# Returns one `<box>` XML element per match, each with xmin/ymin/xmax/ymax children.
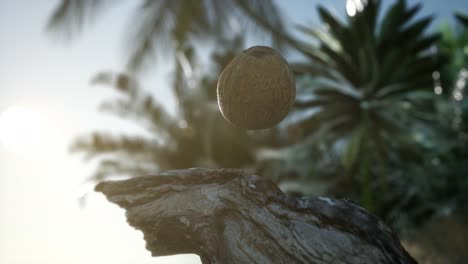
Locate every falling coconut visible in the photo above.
<box><xmin>217</xmin><ymin>46</ymin><xmax>296</xmax><ymax>130</ymax></box>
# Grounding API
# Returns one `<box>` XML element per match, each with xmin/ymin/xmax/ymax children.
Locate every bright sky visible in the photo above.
<box><xmin>0</xmin><ymin>1</ymin><xmax>464</xmax><ymax>264</ymax></box>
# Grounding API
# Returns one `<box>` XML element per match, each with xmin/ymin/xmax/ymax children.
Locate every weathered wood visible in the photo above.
<box><xmin>95</xmin><ymin>168</ymin><xmax>417</xmax><ymax>264</ymax></box>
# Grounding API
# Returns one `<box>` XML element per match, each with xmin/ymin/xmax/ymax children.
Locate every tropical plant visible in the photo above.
<box><xmin>332</xmin><ymin>11</ymin><xmax>468</xmax><ymax>233</ymax></box>
<box><xmin>390</xmin><ymin>12</ymin><xmax>468</xmax><ymax>228</ymax></box>
<box><xmin>436</xmin><ymin>12</ymin><xmax>468</xmax><ymax>98</ymax></box>
<box><xmin>71</xmin><ymin>37</ymin><xmax>261</xmax><ymax>181</ymax></box>
<box><xmin>357</xmin><ymin>12</ymin><xmax>468</xmax><ymax>233</ymax></box>
<box><xmin>46</xmin><ymin>0</ymin><xmax>289</xmax><ymax>72</ymax></box>
<box><xmin>287</xmin><ymin>0</ymin><xmax>443</xmax><ymax>209</ymax></box>
<box><xmin>46</xmin><ymin>0</ymin><xmax>296</xmax><ymax>182</ymax></box>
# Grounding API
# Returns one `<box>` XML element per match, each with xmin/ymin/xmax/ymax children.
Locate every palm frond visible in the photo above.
<box><xmin>47</xmin><ymin>0</ymin><xmax>290</xmax><ymax>72</ymax></box>
<box><xmin>46</xmin><ymin>0</ymin><xmax>115</xmax><ymax>40</ymax></box>
<box><xmin>70</xmin><ymin>132</ymin><xmax>180</xmax><ymax>174</ymax></box>
<box><xmin>233</xmin><ymin>0</ymin><xmax>307</xmax><ymax>54</ymax></box>
<box><xmin>124</xmin><ymin>0</ymin><xmax>291</xmax><ymax>72</ymax></box>
<box><xmin>290</xmin><ymin>0</ymin><xmax>441</xmax><ymax>187</ymax></box>
<box><xmin>70</xmin><ymin>132</ymin><xmax>165</xmax><ymax>159</ymax></box>
<box><xmin>91</xmin><ymin>71</ymin><xmax>178</xmax><ymax>139</ymax></box>
<box><xmin>455</xmin><ymin>12</ymin><xmax>468</xmax><ymax>27</ymax></box>
<box><xmin>124</xmin><ymin>1</ymin><xmax>174</xmax><ymax>72</ymax></box>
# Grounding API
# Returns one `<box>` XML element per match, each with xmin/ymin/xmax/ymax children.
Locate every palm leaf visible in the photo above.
<box><xmin>342</xmin><ymin>124</ymin><xmax>366</xmax><ymax>170</ymax></box>
<box><xmin>91</xmin><ymin>71</ymin><xmax>177</xmax><ymax>138</ymax></box>
<box><xmin>455</xmin><ymin>12</ymin><xmax>468</xmax><ymax>27</ymax></box>
<box><xmin>47</xmin><ymin>0</ymin><xmax>289</xmax><ymax>72</ymax></box>
<box><xmin>46</xmin><ymin>0</ymin><xmax>114</xmax><ymax>40</ymax></box>
<box><xmin>290</xmin><ymin>0</ymin><xmax>441</xmax><ymax>189</ymax></box>
<box><xmin>317</xmin><ymin>6</ymin><xmax>347</xmax><ymax>42</ymax></box>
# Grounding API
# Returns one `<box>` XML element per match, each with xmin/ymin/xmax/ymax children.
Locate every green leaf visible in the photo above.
<box><xmin>320</xmin><ymin>44</ymin><xmax>360</xmax><ymax>84</ymax></box>
<box><xmin>317</xmin><ymin>6</ymin><xmax>346</xmax><ymax>40</ymax></box>
<box><xmin>289</xmin><ymin>63</ymin><xmax>335</xmax><ymax>79</ymax></box>
<box><xmin>342</xmin><ymin>125</ymin><xmax>366</xmax><ymax>170</ymax></box>
<box><xmin>298</xmin><ymin>26</ymin><xmax>342</xmax><ymax>52</ymax></box>
<box><xmin>412</xmin><ymin>33</ymin><xmax>440</xmax><ymax>54</ymax></box>
<box><xmin>376</xmin><ymin>77</ymin><xmax>434</xmax><ymax>99</ymax></box>
<box><xmin>294</xmin><ymin>99</ymin><xmax>329</xmax><ymax>109</ymax></box>
<box><xmin>379</xmin><ymin>0</ymin><xmax>407</xmax><ymax>41</ymax></box>
<box><xmin>314</xmin><ymin>86</ymin><xmax>359</xmax><ymax>102</ymax></box>
<box><xmin>455</xmin><ymin>12</ymin><xmax>468</xmax><ymax>27</ymax></box>
<box><xmin>378</xmin><ymin>2</ymin><xmax>422</xmax><ymax>53</ymax></box>
<box><xmin>311</xmin><ymin>77</ymin><xmax>361</xmax><ymax>98</ymax></box>
<box><xmin>398</xmin><ymin>16</ymin><xmax>434</xmax><ymax>45</ymax></box>
<box><xmin>363</xmin><ymin>0</ymin><xmax>380</xmax><ymax>36</ymax></box>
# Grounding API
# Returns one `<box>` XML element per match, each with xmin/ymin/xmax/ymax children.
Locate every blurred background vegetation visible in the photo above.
<box><xmin>47</xmin><ymin>0</ymin><xmax>467</xmax><ymax>262</ymax></box>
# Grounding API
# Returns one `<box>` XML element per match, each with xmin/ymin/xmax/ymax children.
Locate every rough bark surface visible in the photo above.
<box><xmin>95</xmin><ymin>168</ymin><xmax>417</xmax><ymax>264</ymax></box>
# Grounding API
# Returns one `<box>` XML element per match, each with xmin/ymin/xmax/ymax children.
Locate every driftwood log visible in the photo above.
<box><xmin>95</xmin><ymin>168</ymin><xmax>417</xmax><ymax>264</ymax></box>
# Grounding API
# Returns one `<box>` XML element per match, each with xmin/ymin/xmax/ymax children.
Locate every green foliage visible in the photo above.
<box><xmin>437</xmin><ymin>13</ymin><xmax>468</xmax><ymax>96</ymax></box>
<box><xmin>47</xmin><ymin>0</ymin><xmax>290</xmax><ymax>181</ymax></box>
<box><xmin>71</xmin><ymin>44</ymin><xmax>257</xmax><ymax>181</ymax></box>
<box><xmin>47</xmin><ymin>0</ymin><xmax>287</xmax><ymax>72</ymax></box>
<box><xmin>287</xmin><ymin>7</ymin><xmax>467</xmax><ymax>231</ymax></box>
<box><xmin>288</xmin><ymin>0</ymin><xmax>443</xmax><ymax>210</ymax></box>
<box><xmin>392</xmin><ymin>12</ymin><xmax>468</xmax><ymax>227</ymax></box>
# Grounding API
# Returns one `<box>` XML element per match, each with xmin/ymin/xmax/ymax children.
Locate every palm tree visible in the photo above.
<box><xmin>46</xmin><ymin>0</ymin><xmax>295</xmax><ymax>182</ymax></box>
<box><xmin>287</xmin><ymin>0</ymin><xmax>443</xmax><ymax>208</ymax></box>
<box><xmin>46</xmin><ymin>0</ymin><xmax>291</xmax><ymax>72</ymax></box>
<box><xmin>70</xmin><ymin>37</ymin><xmax>260</xmax><ymax>181</ymax></box>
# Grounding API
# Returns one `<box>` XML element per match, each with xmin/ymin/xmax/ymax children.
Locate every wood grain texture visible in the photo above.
<box><xmin>96</xmin><ymin>168</ymin><xmax>417</xmax><ymax>264</ymax></box>
<box><xmin>217</xmin><ymin>46</ymin><xmax>295</xmax><ymax>130</ymax></box>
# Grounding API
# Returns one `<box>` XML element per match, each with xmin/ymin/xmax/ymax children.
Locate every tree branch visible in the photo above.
<box><xmin>96</xmin><ymin>168</ymin><xmax>417</xmax><ymax>264</ymax></box>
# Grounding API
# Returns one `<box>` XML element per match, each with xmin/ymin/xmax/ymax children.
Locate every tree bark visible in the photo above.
<box><xmin>95</xmin><ymin>168</ymin><xmax>417</xmax><ymax>264</ymax></box>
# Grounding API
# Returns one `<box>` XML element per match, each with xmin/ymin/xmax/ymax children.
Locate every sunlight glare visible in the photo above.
<box><xmin>347</xmin><ymin>0</ymin><xmax>367</xmax><ymax>17</ymax></box>
<box><xmin>346</xmin><ymin>0</ymin><xmax>357</xmax><ymax>17</ymax></box>
<box><xmin>0</xmin><ymin>106</ymin><xmax>44</xmax><ymax>153</ymax></box>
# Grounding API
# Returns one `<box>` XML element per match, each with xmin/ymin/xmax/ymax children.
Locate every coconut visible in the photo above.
<box><xmin>217</xmin><ymin>46</ymin><xmax>296</xmax><ymax>130</ymax></box>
